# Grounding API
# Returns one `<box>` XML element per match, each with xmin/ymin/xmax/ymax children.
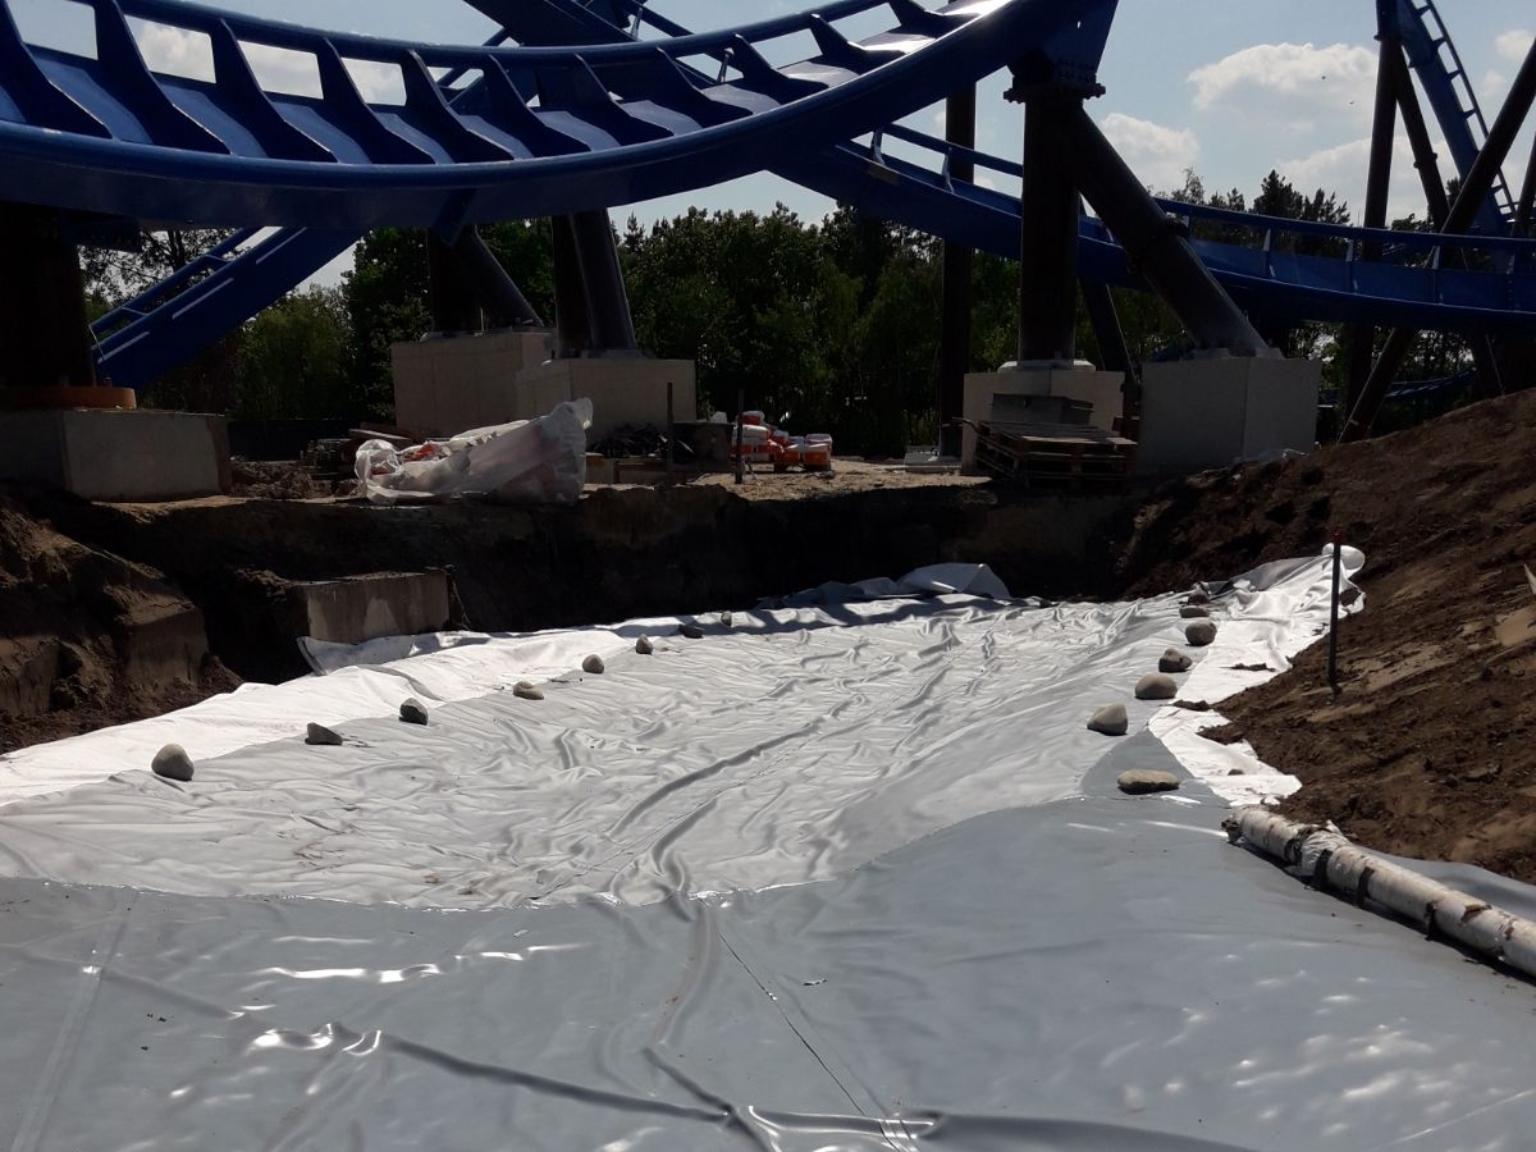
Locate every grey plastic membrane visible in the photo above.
<box><xmin>3</xmin><ymin>738</ymin><xmax>1535</xmax><ymax>1151</ymax></box>
<box><xmin>4</xmin><ymin>559</ymin><xmax>1533</xmax><ymax>1150</ymax></box>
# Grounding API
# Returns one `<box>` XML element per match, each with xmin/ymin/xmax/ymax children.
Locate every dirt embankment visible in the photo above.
<box><xmin>1118</xmin><ymin>391</ymin><xmax>1536</xmax><ymax>882</ymax></box>
<box><xmin>0</xmin><ymin>492</ymin><xmax>238</xmax><ymax>753</ymax></box>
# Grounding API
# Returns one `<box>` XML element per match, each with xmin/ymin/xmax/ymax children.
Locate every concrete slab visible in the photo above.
<box><xmin>0</xmin><ymin>409</ymin><xmax>226</xmax><ymax>501</ymax></box>
<box><xmin>1138</xmin><ymin>357</ymin><xmax>1321</xmax><ymax>474</ymax></box>
<box><xmin>292</xmin><ymin>572</ymin><xmax>452</xmax><ymax>645</ymax></box>
<box><xmin>512</xmin><ymin>358</ymin><xmax>697</xmax><ymax>442</ymax></box>
<box><xmin>392</xmin><ymin>330</ymin><xmax>555</xmax><ymax>438</ymax></box>
<box><xmin>961</xmin><ymin>366</ymin><xmax>1124</xmax><ymax>471</ymax></box>
<box><xmin>111</xmin><ymin>599</ymin><xmax>208</xmax><ymax>686</ymax></box>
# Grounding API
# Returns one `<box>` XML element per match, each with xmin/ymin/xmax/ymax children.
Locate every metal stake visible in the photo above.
<box><xmin>1327</xmin><ymin>530</ymin><xmax>1344</xmax><ymax>691</ymax></box>
<box><xmin>734</xmin><ymin>388</ymin><xmax>745</xmax><ymax>486</ymax></box>
<box><xmin>665</xmin><ymin>380</ymin><xmax>675</xmax><ymax>487</ymax></box>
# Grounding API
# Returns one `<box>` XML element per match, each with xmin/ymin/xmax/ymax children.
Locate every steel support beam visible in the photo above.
<box><xmin>0</xmin><ymin>203</ymin><xmax>95</xmax><ymax>388</ymax></box>
<box><xmin>1392</xmin><ymin>46</ymin><xmax>1452</xmax><ymax>227</ymax></box>
<box><xmin>1343</xmin><ymin>35</ymin><xmax>1536</xmax><ymax>442</ymax></box>
<box><xmin>569</xmin><ymin>209</ymin><xmax>638</xmax><ymax>354</ymax></box>
<box><xmin>1018</xmin><ymin>93</ymin><xmax>1080</xmax><ymax>363</ymax></box>
<box><xmin>1049</xmin><ymin>104</ymin><xmax>1271</xmax><ymax>356</ymax></box>
<box><xmin>1347</xmin><ymin>4</ymin><xmax>1403</xmax><ymax>414</ymax></box>
<box><xmin>551</xmin><ymin>215</ymin><xmax>594</xmax><ymax>356</ymax></box>
<box><xmin>1080</xmin><ymin>278</ymin><xmax>1138</xmax><ymax>427</ymax></box>
<box><xmin>448</xmin><ymin>227</ymin><xmax>544</xmax><ymax>329</ymax></box>
<box><xmin>938</xmin><ymin>84</ymin><xmax>975</xmax><ymax>456</ymax></box>
<box><xmin>1517</xmin><ymin>132</ymin><xmax>1536</xmax><ymax>239</ymax></box>
<box><xmin>427</xmin><ymin>231</ymin><xmax>481</xmax><ymax>335</ymax></box>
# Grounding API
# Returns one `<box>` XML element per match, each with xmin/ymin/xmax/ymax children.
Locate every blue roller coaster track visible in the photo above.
<box><xmin>0</xmin><ymin>0</ymin><xmax>1529</xmax><ymax>390</ymax></box>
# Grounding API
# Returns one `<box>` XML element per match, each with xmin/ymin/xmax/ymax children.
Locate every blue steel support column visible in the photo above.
<box><xmin>1344</xmin><ymin>33</ymin><xmax>1536</xmax><ymax>441</ymax></box>
<box><xmin>938</xmin><ymin>84</ymin><xmax>976</xmax><ymax>456</ymax></box>
<box><xmin>572</xmin><ymin>210</ymin><xmax>639</xmax><ymax>354</ymax></box>
<box><xmin>1048</xmin><ymin>105</ymin><xmax>1270</xmax><ymax>355</ymax></box>
<box><xmin>1347</xmin><ymin>0</ymin><xmax>1403</xmax><ymax>415</ymax></box>
<box><xmin>1016</xmin><ymin>92</ymin><xmax>1081</xmax><ymax>363</ymax></box>
<box><xmin>0</xmin><ymin>203</ymin><xmax>95</xmax><ymax>389</ymax></box>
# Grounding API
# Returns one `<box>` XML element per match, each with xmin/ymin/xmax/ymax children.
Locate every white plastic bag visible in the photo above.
<box><xmin>355</xmin><ymin>399</ymin><xmax>592</xmax><ymax>505</ymax></box>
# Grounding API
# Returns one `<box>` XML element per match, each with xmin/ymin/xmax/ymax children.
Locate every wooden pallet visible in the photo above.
<box><xmin>972</xmin><ymin>420</ymin><xmax>1136</xmax><ymax>491</ymax></box>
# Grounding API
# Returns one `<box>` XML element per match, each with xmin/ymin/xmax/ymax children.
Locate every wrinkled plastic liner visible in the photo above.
<box><xmin>11</xmin><ymin>552</ymin><xmax>1529</xmax><ymax>1150</ymax></box>
<box><xmin>5</xmin><ymin>766</ymin><xmax>1536</xmax><ymax>1151</ymax></box>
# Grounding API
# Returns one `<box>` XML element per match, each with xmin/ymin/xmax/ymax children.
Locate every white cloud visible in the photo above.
<box><xmin>1099</xmin><ymin>112</ymin><xmax>1199</xmax><ymax>191</ymax></box>
<box><xmin>1188</xmin><ymin>42</ymin><xmax>1375</xmax><ymax>125</ymax></box>
<box><xmin>132</xmin><ymin>20</ymin><xmax>402</xmax><ymax>104</ymax></box>
<box><xmin>1496</xmin><ymin>29</ymin><xmax>1533</xmax><ymax>63</ymax></box>
<box><xmin>133</xmin><ymin>21</ymin><xmax>214</xmax><ymax>82</ymax></box>
<box><xmin>1275</xmin><ymin>133</ymin><xmax>1448</xmax><ymax>223</ymax></box>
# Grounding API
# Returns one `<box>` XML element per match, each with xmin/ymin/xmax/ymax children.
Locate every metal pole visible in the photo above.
<box><xmin>1347</xmin><ymin>5</ymin><xmax>1402</xmax><ymax>415</ymax></box>
<box><xmin>665</xmin><ymin>380</ymin><xmax>675</xmax><ymax>487</ymax></box>
<box><xmin>1327</xmin><ymin>531</ymin><xmax>1344</xmax><ymax>691</ymax></box>
<box><xmin>734</xmin><ymin>388</ymin><xmax>745</xmax><ymax>486</ymax></box>
<box><xmin>938</xmin><ymin>84</ymin><xmax>976</xmax><ymax>458</ymax></box>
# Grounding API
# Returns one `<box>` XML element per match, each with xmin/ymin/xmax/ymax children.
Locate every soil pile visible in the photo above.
<box><xmin>1119</xmin><ymin>391</ymin><xmax>1536</xmax><ymax>882</ymax></box>
<box><xmin>0</xmin><ymin>492</ymin><xmax>238</xmax><ymax>753</ymax></box>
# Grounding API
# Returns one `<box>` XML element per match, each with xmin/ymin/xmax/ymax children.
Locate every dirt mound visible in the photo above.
<box><xmin>1120</xmin><ymin>391</ymin><xmax>1536</xmax><ymax>882</ymax></box>
<box><xmin>0</xmin><ymin>491</ymin><xmax>239</xmax><ymax>754</ymax></box>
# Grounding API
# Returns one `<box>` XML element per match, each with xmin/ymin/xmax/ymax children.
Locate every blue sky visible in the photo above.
<box><xmin>11</xmin><ymin>0</ymin><xmax>1534</xmax><ymax>284</ymax></box>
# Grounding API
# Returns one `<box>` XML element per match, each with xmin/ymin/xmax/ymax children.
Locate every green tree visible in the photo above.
<box><xmin>236</xmin><ymin>287</ymin><xmax>355</xmax><ymax>419</ymax></box>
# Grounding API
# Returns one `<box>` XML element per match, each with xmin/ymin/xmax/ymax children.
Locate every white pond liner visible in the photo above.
<box><xmin>10</xmin><ymin>549</ymin><xmax>1536</xmax><ymax>1151</ymax></box>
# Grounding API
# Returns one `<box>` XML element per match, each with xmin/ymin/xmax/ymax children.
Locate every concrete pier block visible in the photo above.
<box><xmin>292</xmin><ymin>572</ymin><xmax>452</xmax><ymax>645</ymax></box>
<box><xmin>1137</xmin><ymin>357</ymin><xmax>1321</xmax><ymax>474</ymax></box>
<box><xmin>0</xmin><ymin>409</ymin><xmax>227</xmax><ymax>501</ymax></box>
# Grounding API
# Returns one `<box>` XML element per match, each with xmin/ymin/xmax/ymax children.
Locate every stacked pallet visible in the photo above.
<box><xmin>972</xmin><ymin>421</ymin><xmax>1137</xmax><ymax>491</ymax></box>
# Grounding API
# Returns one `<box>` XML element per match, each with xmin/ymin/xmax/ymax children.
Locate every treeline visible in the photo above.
<box><xmin>86</xmin><ymin>168</ymin><xmax>1474</xmax><ymax>456</ymax></box>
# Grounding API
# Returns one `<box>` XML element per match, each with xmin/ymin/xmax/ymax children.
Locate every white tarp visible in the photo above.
<box><xmin>354</xmin><ymin>398</ymin><xmax>591</xmax><ymax>505</ymax></box>
<box><xmin>0</xmin><ymin>556</ymin><xmax>1358</xmax><ymax>908</ymax></box>
<box><xmin>17</xmin><ymin>551</ymin><xmax>1536</xmax><ymax>1152</ymax></box>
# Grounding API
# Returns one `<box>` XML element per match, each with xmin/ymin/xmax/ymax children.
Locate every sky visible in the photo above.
<box><xmin>10</xmin><ymin>0</ymin><xmax>1535</xmax><ymax>288</ymax></box>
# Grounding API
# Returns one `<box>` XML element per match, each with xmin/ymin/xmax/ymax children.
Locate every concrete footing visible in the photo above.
<box><xmin>0</xmin><ymin>408</ymin><xmax>228</xmax><ymax>501</ymax></box>
<box><xmin>392</xmin><ymin>331</ymin><xmax>696</xmax><ymax>444</ymax></box>
<box><xmin>513</xmin><ymin>358</ymin><xmax>696</xmax><ymax>443</ymax></box>
<box><xmin>962</xmin><ymin>365</ymin><xmax>1125</xmax><ymax>471</ymax></box>
<box><xmin>1137</xmin><ymin>357</ymin><xmax>1321</xmax><ymax>474</ymax></box>
<box><xmin>292</xmin><ymin>572</ymin><xmax>452</xmax><ymax>645</ymax></box>
<box><xmin>392</xmin><ymin>329</ymin><xmax>555</xmax><ymax>438</ymax></box>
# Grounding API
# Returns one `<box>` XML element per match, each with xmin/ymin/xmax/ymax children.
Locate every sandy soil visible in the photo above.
<box><xmin>1119</xmin><ymin>391</ymin><xmax>1536</xmax><ymax>882</ymax></box>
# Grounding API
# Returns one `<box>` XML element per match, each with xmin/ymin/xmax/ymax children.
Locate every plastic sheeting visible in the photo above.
<box><xmin>23</xmin><ymin>552</ymin><xmax>1531</xmax><ymax>1152</ymax></box>
<box><xmin>354</xmin><ymin>399</ymin><xmax>591</xmax><ymax>505</ymax></box>
<box><xmin>0</xmin><ymin>557</ymin><xmax>1355</xmax><ymax>909</ymax></box>
<box><xmin>5</xmin><ymin>740</ymin><xmax>1536</xmax><ymax>1151</ymax></box>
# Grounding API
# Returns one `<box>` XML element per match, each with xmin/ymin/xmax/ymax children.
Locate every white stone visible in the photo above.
<box><xmin>513</xmin><ymin>681</ymin><xmax>544</xmax><ymax>700</ymax></box>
